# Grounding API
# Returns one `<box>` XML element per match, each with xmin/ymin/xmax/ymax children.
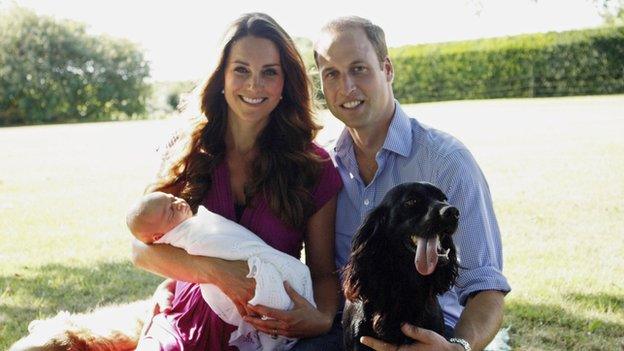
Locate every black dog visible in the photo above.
<box><xmin>342</xmin><ymin>182</ymin><xmax>460</xmax><ymax>350</ymax></box>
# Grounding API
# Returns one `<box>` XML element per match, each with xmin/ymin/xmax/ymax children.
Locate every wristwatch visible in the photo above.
<box><xmin>449</xmin><ymin>338</ymin><xmax>472</xmax><ymax>351</ymax></box>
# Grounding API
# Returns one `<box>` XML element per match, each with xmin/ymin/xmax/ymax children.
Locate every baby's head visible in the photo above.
<box><xmin>126</xmin><ymin>192</ymin><xmax>193</xmax><ymax>244</ymax></box>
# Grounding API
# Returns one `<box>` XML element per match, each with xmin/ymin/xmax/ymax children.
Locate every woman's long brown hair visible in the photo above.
<box><xmin>150</xmin><ymin>13</ymin><xmax>322</xmax><ymax>229</ymax></box>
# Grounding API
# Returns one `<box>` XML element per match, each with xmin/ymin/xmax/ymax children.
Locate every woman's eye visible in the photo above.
<box><xmin>264</xmin><ymin>69</ymin><xmax>278</xmax><ymax>76</ymax></box>
<box><xmin>234</xmin><ymin>67</ymin><xmax>249</xmax><ymax>74</ymax></box>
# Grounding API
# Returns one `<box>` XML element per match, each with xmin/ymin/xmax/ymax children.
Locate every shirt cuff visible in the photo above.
<box><xmin>456</xmin><ymin>265</ymin><xmax>511</xmax><ymax>306</ymax></box>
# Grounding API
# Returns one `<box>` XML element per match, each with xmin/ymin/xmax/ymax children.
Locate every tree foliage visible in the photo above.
<box><xmin>598</xmin><ymin>0</ymin><xmax>624</xmax><ymax>26</ymax></box>
<box><xmin>294</xmin><ymin>36</ymin><xmax>325</xmax><ymax>106</ymax></box>
<box><xmin>161</xmin><ymin>80</ymin><xmax>195</xmax><ymax>112</ymax></box>
<box><xmin>0</xmin><ymin>6</ymin><xmax>150</xmax><ymax>125</ymax></box>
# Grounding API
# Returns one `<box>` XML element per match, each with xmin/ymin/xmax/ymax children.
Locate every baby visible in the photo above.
<box><xmin>126</xmin><ymin>192</ymin><xmax>193</xmax><ymax>244</ymax></box>
<box><xmin>126</xmin><ymin>192</ymin><xmax>315</xmax><ymax>351</ymax></box>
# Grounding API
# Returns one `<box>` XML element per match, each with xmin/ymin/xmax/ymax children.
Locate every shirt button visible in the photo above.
<box><xmin>364</xmin><ymin>199</ymin><xmax>370</xmax><ymax>206</ymax></box>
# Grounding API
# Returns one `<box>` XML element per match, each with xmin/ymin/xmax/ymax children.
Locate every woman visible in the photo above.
<box><xmin>132</xmin><ymin>13</ymin><xmax>342</xmax><ymax>350</ymax></box>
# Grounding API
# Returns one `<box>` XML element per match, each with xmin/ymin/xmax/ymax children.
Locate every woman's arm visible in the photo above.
<box><xmin>132</xmin><ymin>239</ymin><xmax>255</xmax><ymax>316</ymax></box>
<box><xmin>303</xmin><ymin>195</ymin><xmax>340</xmax><ymax>326</ymax></box>
<box><xmin>244</xmin><ymin>196</ymin><xmax>340</xmax><ymax>337</ymax></box>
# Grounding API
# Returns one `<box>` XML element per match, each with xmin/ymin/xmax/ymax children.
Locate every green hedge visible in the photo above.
<box><xmin>390</xmin><ymin>26</ymin><xmax>624</xmax><ymax>103</ymax></box>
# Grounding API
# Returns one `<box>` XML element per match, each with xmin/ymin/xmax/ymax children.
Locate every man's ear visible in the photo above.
<box><xmin>383</xmin><ymin>56</ymin><xmax>394</xmax><ymax>84</ymax></box>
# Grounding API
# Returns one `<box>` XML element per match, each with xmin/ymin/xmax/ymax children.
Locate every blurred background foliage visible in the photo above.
<box><xmin>0</xmin><ymin>6</ymin><xmax>150</xmax><ymax>125</ymax></box>
<box><xmin>390</xmin><ymin>26</ymin><xmax>624</xmax><ymax>103</ymax></box>
<box><xmin>1</xmin><ymin>4</ymin><xmax>623</xmax><ymax>126</ymax></box>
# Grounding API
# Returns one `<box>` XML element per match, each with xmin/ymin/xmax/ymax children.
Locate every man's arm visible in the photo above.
<box><xmin>435</xmin><ymin>148</ymin><xmax>509</xmax><ymax>350</ymax></box>
<box><xmin>453</xmin><ymin>290</ymin><xmax>505</xmax><ymax>350</ymax></box>
<box><xmin>360</xmin><ymin>290</ymin><xmax>505</xmax><ymax>351</ymax></box>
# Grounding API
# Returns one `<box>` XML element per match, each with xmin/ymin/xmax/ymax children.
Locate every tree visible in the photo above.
<box><xmin>597</xmin><ymin>0</ymin><xmax>624</xmax><ymax>25</ymax></box>
<box><xmin>293</xmin><ymin>37</ymin><xmax>324</xmax><ymax>105</ymax></box>
<box><xmin>0</xmin><ymin>6</ymin><xmax>150</xmax><ymax>125</ymax></box>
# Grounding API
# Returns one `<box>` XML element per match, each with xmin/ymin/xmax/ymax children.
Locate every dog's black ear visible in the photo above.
<box><xmin>352</xmin><ymin>205</ymin><xmax>388</xmax><ymax>252</ymax></box>
<box><xmin>343</xmin><ymin>205</ymin><xmax>389</xmax><ymax>301</ymax></box>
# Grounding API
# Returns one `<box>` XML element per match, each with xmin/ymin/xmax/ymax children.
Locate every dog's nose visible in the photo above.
<box><xmin>440</xmin><ymin>206</ymin><xmax>459</xmax><ymax>221</ymax></box>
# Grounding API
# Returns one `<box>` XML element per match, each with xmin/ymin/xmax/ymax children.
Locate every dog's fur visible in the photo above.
<box><xmin>9</xmin><ymin>299</ymin><xmax>150</xmax><ymax>351</ymax></box>
<box><xmin>342</xmin><ymin>182</ymin><xmax>460</xmax><ymax>350</ymax></box>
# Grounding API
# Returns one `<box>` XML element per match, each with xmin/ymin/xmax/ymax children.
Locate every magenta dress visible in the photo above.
<box><xmin>141</xmin><ymin>144</ymin><xmax>342</xmax><ymax>350</ymax></box>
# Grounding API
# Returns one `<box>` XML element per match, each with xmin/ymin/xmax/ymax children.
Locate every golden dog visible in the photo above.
<box><xmin>9</xmin><ymin>299</ymin><xmax>150</xmax><ymax>351</ymax></box>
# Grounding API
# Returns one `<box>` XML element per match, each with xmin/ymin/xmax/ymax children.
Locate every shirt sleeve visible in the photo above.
<box><xmin>310</xmin><ymin>144</ymin><xmax>343</xmax><ymax>213</ymax></box>
<box><xmin>435</xmin><ymin>149</ymin><xmax>511</xmax><ymax>306</ymax></box>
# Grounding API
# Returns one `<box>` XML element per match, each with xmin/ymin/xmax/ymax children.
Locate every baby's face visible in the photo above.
<box><xmin>152</xmin><ymin>193</ymin><xmax>193</xmax><ymax>235</ymax></box>
<box><xmin>139</xmin><ymin>193</ymin><xmax>193</xmax><ymax>242</ymax></box>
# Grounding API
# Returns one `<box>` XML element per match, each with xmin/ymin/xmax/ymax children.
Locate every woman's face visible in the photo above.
<box><xmin>223</xmin><ymin>36</ymin><xmax>285</xmax><ymax>129</ymax></box>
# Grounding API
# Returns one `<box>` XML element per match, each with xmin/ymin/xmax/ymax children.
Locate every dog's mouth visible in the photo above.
<box><xmin>406</xmin><ymin>235</ymin><xmax>450</xmax><ymax>276</ymax></box>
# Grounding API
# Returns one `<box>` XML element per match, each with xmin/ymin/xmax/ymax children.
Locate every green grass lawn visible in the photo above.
<box><xmin>1</xmin><ymin>95</ymin><xmax>623</xmax><ymax>350</ymax></box>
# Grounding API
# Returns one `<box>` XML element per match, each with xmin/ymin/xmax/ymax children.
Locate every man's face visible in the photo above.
<box><xmin>315</xmin><ymin>28</ymin><xmax>394</xmax><ymax>130</ymax></box>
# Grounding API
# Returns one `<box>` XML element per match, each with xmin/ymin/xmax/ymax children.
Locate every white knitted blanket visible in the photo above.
<box><xmin>155</xmin><ymin>206</ymin><xmax>315</xmax><ymax>351</ymax></box>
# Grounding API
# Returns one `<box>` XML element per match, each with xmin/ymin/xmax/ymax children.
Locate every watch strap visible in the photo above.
<box><xmin>449</xmin><ymin>337</ymin><xmax>472</xmax><ymax>351</ymax></box>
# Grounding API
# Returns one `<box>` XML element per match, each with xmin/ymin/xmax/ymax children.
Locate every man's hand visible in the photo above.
<box><xmin>243</xmin><ymin>281</ymin><xmax>333</xmax><ymax>338</ymax></box>
<box><xmin>360</xmin><ymin>324</ymin><xmax>463</xmax><ymax>351</ymax></box>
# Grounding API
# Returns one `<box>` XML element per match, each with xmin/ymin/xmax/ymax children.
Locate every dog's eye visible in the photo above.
<box><xmin>403</xmin><ymin>199</ymin><xmax>418</xmax><ymax>207</ymax></box>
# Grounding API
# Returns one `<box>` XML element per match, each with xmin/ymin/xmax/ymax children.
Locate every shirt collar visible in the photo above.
<box><xmin>381</xmin><ymin>101</ymin><xmax>412</xmax><ymax>157</ymax></box>
<box><xmin>334</xmin><ymin>100</ymin><xmax>412</xmax><ymax>162</ymax></box>
<box><xmin>334</xmin><ymin>127</ymin><xmax>353</xmax><ymax>163</ymax></box>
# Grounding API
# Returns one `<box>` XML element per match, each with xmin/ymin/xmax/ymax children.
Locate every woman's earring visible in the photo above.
<box><xmin>279</xmin><ymin>96</ymin><xmax>282</xmax><ymax>100</ymax></box>
<box><xmin>221</xmin><ymin>89</ymin><xmax>224</xmax><ymax>94</ymax></box>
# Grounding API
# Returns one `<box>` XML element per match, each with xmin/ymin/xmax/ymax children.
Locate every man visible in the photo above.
<box><xmin>314</xmin><ymin>17</ymin><xmax>511</xmax><ymax>351</ymax></box>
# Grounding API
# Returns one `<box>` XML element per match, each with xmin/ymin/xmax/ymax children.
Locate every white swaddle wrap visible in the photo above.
<box><xmin>154</xmin><ymin>206</ymin><xmax>315</xmax><ymax>351</ymax></box>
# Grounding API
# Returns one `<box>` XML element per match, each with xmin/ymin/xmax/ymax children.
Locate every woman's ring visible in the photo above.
<box><xmin>271</xmin><ymin>329</ymin><xmax>278</xmax><ymax>339</ymax></box>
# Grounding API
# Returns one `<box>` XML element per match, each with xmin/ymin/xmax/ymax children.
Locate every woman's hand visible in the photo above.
<box><xmin>132</xmin><ymin>239</ymin><xmax>255</xmax><ymax>317</ymax></box>
<box><xmin>243</xmin><ymin>281</ymin><xmax>333</xmax><ymax>338</ymax></box>
<box><xmin>150</xmin><ymin>279</ymin><xmax>176</xmax><ymax>316</ymax></box>
<box><xmin>212</xmin><ymin>259</ymin><xmax>256</xmax><ymax>317</ymax></box>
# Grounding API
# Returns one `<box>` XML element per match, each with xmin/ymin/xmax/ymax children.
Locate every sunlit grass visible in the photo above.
<box><xmin>1</xmin><ymin>95</ymin><xmax>623</xmax><ymax>350</ymax></box>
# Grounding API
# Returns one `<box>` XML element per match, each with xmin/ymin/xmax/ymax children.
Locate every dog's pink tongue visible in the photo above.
<box><xmin>415</xmin><ymin>237</ymin><xmax>438</xmax><ymax>275</ymax></box>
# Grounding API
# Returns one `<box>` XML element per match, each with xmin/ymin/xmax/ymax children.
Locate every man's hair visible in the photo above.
<box><xmin>316</xmin><ymin>16</ymin><xmax>388</xmax><ymax>66</ymax></box>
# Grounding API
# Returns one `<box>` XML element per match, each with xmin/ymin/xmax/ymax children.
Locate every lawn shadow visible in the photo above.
<box><xmin>506</xmin><ymin>299</ymin><xmax>624</xmax><ymax>350</ymax></box>
<box><xmin>566</xmin><ymin>292</ymin><xmax>624</xmax><ymax>314</ymax></box>
<box><xmin>0</xmin><ymin>260</ymin><xmax>161</xmax><ymax>345</ymax></box>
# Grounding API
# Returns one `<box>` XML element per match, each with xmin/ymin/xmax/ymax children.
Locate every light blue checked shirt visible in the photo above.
<box><xmin>332</xmin><ymin>101</ymin><xmax>511</xmax><ymax>328</ymax></box>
